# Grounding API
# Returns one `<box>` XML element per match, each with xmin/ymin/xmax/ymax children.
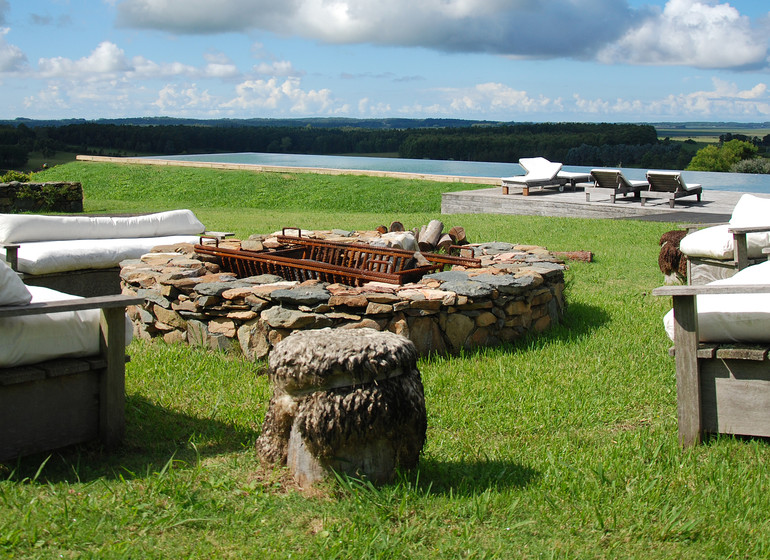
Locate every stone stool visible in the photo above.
<box><xmin>256</xmin><ymin>327</ymin><xmax>427</xmax><ymax>486</ymax></box>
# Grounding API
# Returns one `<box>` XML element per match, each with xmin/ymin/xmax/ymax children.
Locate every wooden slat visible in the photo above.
<box><xmin>0</xmin><ymin>366</ymin><xmax>46</xmax><ymax>386</ymax></box>
<box><xmin>715</xmin><ymin>346</ymin><xmax>769</xmax><ymax>361</ymax></box>
<box><xmin>0</xmin><ymin>294</ymin><xmax>143</xmax><ymax>318</ymax></box>
<box><xmin>41</xmin><ymin>358</ymin><xmax>93</xmax><ymax>377</ymax></box>
<box><xmin>653</xmin><ymin>284</ymin><xmax>770</xmax><ymax>297</ymax></box>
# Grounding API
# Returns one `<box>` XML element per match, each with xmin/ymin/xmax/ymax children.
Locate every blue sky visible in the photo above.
<box><xmin>1</xmin><ymin>0</ymin><xmax>769</xmax><ymax>122</ymax></box>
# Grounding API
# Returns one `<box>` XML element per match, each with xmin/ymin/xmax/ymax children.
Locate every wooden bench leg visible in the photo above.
<box><xmin>99</xmin><ymin>307</ymin><xmax>127</xmax><ymax>447</ymax></box>
<box><xmin>672</xmin><ymin>294</ymin><xmax>702</xmax><ymax>446</ymax></box>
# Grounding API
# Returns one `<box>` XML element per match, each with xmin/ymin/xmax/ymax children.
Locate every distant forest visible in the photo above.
<box><xmin>2</xmin><ymin>117</ymin><xmax>765</xmax><ymax>172</ymax></box>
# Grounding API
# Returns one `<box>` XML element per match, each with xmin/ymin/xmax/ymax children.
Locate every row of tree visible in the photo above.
<box><xmin>0</xmin><ymin>119</ymin><xmax>749</xmax><ymax>172</ymax></box>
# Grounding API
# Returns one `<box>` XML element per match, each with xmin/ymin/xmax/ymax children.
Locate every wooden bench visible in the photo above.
<box><xmin>0</xmin><ymin>294</ymin><xmax>142</xmax><ymax>461</ymax></box>
<box><xmin>681</xmin><ymin>224</ymin><xmax>770</xmax><ymax>284</ymax></box>
<box><xmin>653</xmin><ymin>284</ymin><xmax>770</xmax><ymax>446</ymax></box>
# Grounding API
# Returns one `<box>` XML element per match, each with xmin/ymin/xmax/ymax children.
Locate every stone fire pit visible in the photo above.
<box><xmin>120</xmin><ymin>229</ymin><xmax>568</xmax><ymax>359</ymax></box>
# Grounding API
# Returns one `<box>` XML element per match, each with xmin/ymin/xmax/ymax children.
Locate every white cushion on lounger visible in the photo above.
<box><xmin>9</xmin><ymin>234</ymin><xmax>201</xmax><ymax>275</ymax></box>
<box><xmin>664</xmin><ymin>260</ymin><xmax>770</xmax><ymax>343</ymax></box>
<box><xmin>729</xmin><ymin>194</ymin><xmax>770</xmax><ymax>227</ymax></box>
<box><xmin>0</xmin><ymin>209</ymin><xmax>204</xmax><ymax>244</ymax></box>
<box><xmin>679</xmin><ymin>194</ymin><xmax>770</xmax><ymax>260</ymax></box>
<box><xmin>0</xmin><ymin>259</ymin><xmax>31</xmax><ymax>306</ymax></box>
<box><xmin>679</xmin><ymin>224</ymin><xmax>734</xmax><ymax>259</ymax></box>
<box><xmin>0</xmin><ymin>286</ymin><xmax>133</xmax><ymax>368</ymax></box>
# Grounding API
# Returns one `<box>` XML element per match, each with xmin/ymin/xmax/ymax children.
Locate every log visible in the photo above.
<box><xmin>389</xmin><ymin>221</ymin><xmax>404</xmax><ymax>232</ymax></box>
<box><xmin>376</xmin><ymin>225</ymin><xmax>388</xmax><ymax>235</ymax></box>
<box><xmin>418</xmin><ymin>220</ymin><xmax>444</xmax><ymax>252</ymax></box>
<box><xmin>448</xmin><ymin>226</ymin><xmax>467</xmax><ymax>245</ymax></box>
<box><xmin>436</xmin><ymin>234</ymin><xmax>453</xmax><ymax>253</ymax></box>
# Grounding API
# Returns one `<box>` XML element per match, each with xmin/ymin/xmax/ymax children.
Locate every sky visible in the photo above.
<box><xmin>1</xmin><ymin>0</ymin><xmax>769</xmax><ymax>123</ymax></box>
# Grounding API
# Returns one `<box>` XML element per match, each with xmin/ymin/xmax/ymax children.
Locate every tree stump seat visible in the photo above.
<box><xmin>256</xmin><ymin>328</ymin><xmax>427</xmax><ymax>486</ymax></box>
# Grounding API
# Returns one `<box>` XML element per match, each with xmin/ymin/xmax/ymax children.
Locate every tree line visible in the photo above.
<box><xmin>0</xmin><ymin>120</ymin><xmax>702</xmax><ymax>172</ymax></box>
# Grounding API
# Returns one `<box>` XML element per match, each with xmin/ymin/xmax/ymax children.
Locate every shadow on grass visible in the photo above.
<box><xmin>413</xmin><ymin>456</ymin><xmax>538</xmax><ymax>496</ymax></box>
<box><xmin>426</xmin><ymin>301</ymin><xmax>610</xmax><ymax>362</ymax></box>
<box><xmin>2</xmin><ymin>394</ymin><xmax>259</xmax><ymax>483</ymax></box>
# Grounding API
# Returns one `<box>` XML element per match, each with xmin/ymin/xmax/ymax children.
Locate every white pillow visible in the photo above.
<box><xmin>679</xmin><ymin>224</ymin><xmax>733</xmax><ymax>259</ymax></box>
<box><xmin>0</xmin><ymin>258</ymin><xmax>31</xmax><ymax>306</ymax></box>
<box><xmin>0</xmin><ymin>285</ymin><xmax>134</xmax><ymax>368</ymax></box>
<box><xmin>729</xmin><ymin>194</ymin><xmax>770</xmax><ymax>227</ymax></box>
<box><xmin>664</xmin><ymin>260</ymin><xmax>770</xmax><ymax>342</ymax></box>
<box><xmin>13</xmin><ymin>234</ymin><xmax>202</xmax><ymax>275</ymax></box>
<box><xmin>0</xmin><ymin>209</ymin><xmax>205</xmax><ymax>243</ymax></box>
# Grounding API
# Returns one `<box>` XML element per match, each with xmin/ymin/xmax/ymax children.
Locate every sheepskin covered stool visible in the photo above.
<box><xmin>256</xmin><ymin>327</ymin><xmax>427</xmax><ymax>486</ymax></box>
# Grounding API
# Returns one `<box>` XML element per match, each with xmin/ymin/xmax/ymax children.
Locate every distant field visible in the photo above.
<box><xmin>657</xmin><ymin>125</ymin><xmax>770</xmax><ymax>143</ymax></box>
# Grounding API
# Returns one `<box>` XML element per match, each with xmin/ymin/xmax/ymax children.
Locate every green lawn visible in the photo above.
<box><xmin>2</xmin><ymin>161</ymin><xmax>769</xmax><ymax>559</ymax></box>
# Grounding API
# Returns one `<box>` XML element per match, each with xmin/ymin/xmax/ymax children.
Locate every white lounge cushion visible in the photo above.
<box><xmin>4</xmin><ymin>234</ymin><xmax>202</xmax><ymax>275</ymax></box>
<box><xmin>0</xmin><ymin>209</ymin><xmax>204</xmax><ymax>244</ymax></box>
<box><xmin>729</xmin><ymin>193</ymin><xmax>770</xmax><ymax>227</ymax></box>
<box><xmin>679</xmin><ymin>194</ymin><xmax>770</xmax><ymax>260</ymax></box>
<box><xmin>0</xmin><ymin>286</ymin><xmax>133</xmax><ymax>368</ymax></box>
<box><xmin>664</xmin><ymin>260</ymin><xmax>770</xmax><ymax>343</ymax></box>
<box><xmin>0</xmin><ymin>258</ymin><xmax>32</xmax><ymax>306</ymax></box>
<box><xmin>679</xmin><ymin>224</ymin><xmax>734</xmax><ymax>259</ymax></box>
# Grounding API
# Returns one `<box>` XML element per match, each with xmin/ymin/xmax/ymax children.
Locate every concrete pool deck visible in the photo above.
<box><xmin>440</xmin><ymin>185</ymin><xmax>754</xmax><ymax>224</ymax></box>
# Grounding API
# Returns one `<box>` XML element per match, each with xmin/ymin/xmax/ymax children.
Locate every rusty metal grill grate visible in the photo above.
<box><xmin>195</xmin><ymin>230</ymin><xmax>480</xmax><ymax>286</ymax></box>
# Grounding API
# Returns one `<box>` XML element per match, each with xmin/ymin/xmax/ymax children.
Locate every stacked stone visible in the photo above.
<box><xmin>120</xmin><ymin>236</ymin><xmax>567</xmax><ymax>359</ymax></box>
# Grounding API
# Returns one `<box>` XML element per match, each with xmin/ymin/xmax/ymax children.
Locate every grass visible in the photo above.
<box><xmin>2</xmin><ymin>161</ymin><xmax>770</xmax><ymax>558</ymax></box>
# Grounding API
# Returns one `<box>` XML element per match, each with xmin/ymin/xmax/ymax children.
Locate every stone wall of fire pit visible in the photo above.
<box><xmin>120</xmin><ymin>233</ymin><xmax>567</xmax><ymax>359</ymax></box>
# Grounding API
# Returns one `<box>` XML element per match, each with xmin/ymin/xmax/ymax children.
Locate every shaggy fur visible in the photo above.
<box><xmin>257</xmin><ymin>328</ymin><xmax>427</xmax><ymax>474</ymax></box>
<box><xmin>659</xmin><ymin>230</ymin><xmax>688</xmax><ymax>278</ymax></box>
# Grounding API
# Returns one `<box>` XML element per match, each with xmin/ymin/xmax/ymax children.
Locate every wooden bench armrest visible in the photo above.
<box><xmin>653</xmin><ymin>284</ymin><xmax>770</xmax><ymax>297</ymax></box>
<box><xmin>1</xmin><ymin>243</ymin><xmax>19</xmax><ymax>271</ymax></box>
<box><xmin>0</xmin><ymin>294</ymin><xmax>143</xmax><ymax>318</ymax></box>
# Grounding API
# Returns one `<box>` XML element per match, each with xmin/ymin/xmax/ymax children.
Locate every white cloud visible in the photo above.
<box><xmin>154</xmin><ymin>83</ymin><xmax>217</xmax><ymax>111</ymax></box>
<box><xmin>443</xmin><ymin>82</ymin><xmax>557</xmax><ymax>114</ymax></box>
<box><xmin>0</xmin><ymin>27</ymin><xmax>27</xmax><ymax>72</ymax></box>
<box><xmin>253</xmin><ymin>60</ymin><xmax>301</xmax><ymax>77</ymax></box>
<box><xmin>202</xmin><ymin>52</ymin><xmax>239</xmax><ymax>79</ymax></box>
<box><xmin>650</xmin><ymin>79</ymin><xmax>770</xmax><ymax>116</ymax></box>
<box><xmin>115</xmin><ymin>0</ymin><xmax>635</xmax><ymax>60</ymax></box>
<box><xmin>569</xmin><ymin>79</ymin><xmax>770</xmax><ymax>118</ymax></box>
<box><xmin>358</xmin><ymin>97</ymin><xmax>391</xmax><ymax>115</ymax></box>
<box><xmin>223</xmin><ymin>77</ymin><xmax>339</xmax><ymax>114</ymax></box>
<box><xmin>114</xmin><ymin>0</ymin><xmax>769</xmax><ymax>70</ymax></box>
<box><xmin>599</xmin><ymin>0</ymin><xmax>768</xmax><ymax>69</ymax></box>
<box><xmin>38</xmin><ymin>41</ymin><xmax>130</xmax><ymax>77</ymax></box>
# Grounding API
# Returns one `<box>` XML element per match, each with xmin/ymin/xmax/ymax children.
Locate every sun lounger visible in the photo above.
<box><xmin>501</xmin><ymin>157</ymin><xmax>590</xmax><ymax>196</ymax></box>
<box><xmin>642</xmin><ymin>171</ymin><xmax>702</xmax><ymax>208</ymax></box>
<box><xmin>585</xmin><ymin>168</ymin><xmax>647</xmax><ymax>203</ymax></box>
